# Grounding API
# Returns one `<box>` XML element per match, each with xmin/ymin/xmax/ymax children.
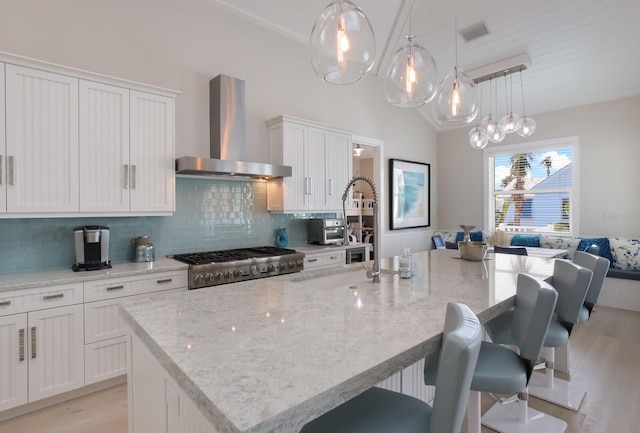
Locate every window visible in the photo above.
<box><xmin>484</xmin><ymin>137</ymin><xmax>579</xmax><ymax>236</ymax></box>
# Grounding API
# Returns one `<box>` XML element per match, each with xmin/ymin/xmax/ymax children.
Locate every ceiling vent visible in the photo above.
<box><xmin>459</xmin><ymin>21</ymin><xmax>490</xmax><ymax>42</ymax></box>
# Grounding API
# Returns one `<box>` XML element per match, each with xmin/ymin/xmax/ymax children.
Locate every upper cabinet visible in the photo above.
<box><xmin>266</xmin><ymin>116</ymin><xmax>352</xmax><ymax>213</ymax></box>
<box><xmin>5</xmin><ymin>65</ymin><xmax>80</xmax><ymax>213</ymax></box>
<box><xmin>0</xmin><ymin>52</ymin><xmax>180</xmax><ymax>218</ymax></box>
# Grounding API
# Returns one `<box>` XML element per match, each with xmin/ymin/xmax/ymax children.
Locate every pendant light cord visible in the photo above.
<box><xmin>519</xmin><ymin>69</ymin><xmax>527</xmax><ymax>117</ymax></box>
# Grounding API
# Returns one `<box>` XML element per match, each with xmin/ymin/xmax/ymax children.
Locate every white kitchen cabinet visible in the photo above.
<box><xmin>79</xmin><ymin>80</ymin><xmax>130</xmax><ymax>212</ymax></box>
<box><xmin>84</xmin><ymin>270</ymin><xmax>187</xmax><ymax>385</ymax></box>
<box><xmin>0</xmin><ymin>313</ymin><xmax>28</xmax><ymax>412</ymax></box>
<box><xmin>4</xmin><ymin>64</ymin><xmax>79</xmax><ymax>213</ymax></box>
<box><xmin>267</xmin><ymin>116</ymin><xmax>352</xmax><ymax>213</ymax></box>
<box><xmin>129</xmin><ymin>91</ymin><xmax>175</xmax><ymax>213</ymax></box>
<box><xmin>0</xmin><ymin>282</ymin><xmax>84</xmax><ymax>410</ymax></box>
<box><xmin>0</xmin><ymin>64</ymin><xmax>6</xmax><ymax>213</ymax></box>
<box><xmin>79</xmin><ymin>84</ymin><xmax>175</xmax><ymax>213</ymax></box>
<box><xmin>303</xmin><ymin>249</ymin><xmax>347</xmax><ymax>270</ymax></box>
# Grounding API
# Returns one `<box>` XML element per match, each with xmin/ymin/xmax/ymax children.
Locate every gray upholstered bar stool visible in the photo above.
<box><xmin>299</xmin><ymin>302</ymin><xmax>482</xmax><ymax>433</ymax></box>
<box><xmin>573</xmin><ymin>250</ymin><xmax>610</xmax><ymax>322</ymax></box>
<box><xmin>485</xmin><ymin>260</ymin><xmax>592</xmax><ymax>417</ymax></box>
<box><xmin>466</xmin><ymin>273</ymin><xmax>564</xmax><ymax>433</ymax></box>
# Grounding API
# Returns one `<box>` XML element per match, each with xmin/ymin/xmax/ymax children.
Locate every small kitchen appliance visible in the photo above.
<box><xmin>72</xmin><ymin>226</ymin><xmax>111</xmax><ymax>271</ymax></box>
<box><xmin>172</xmin><ymin>246</ymin><xmax>304</xmax><ymax>290</ymax></box>
<box><xmin>308</xmin><ymin>218</ymin><xmax>345</xmax><ymax>245</ymax></box>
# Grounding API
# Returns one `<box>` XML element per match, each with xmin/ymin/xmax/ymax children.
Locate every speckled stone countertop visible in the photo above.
<box><xmin>0</xmin><ymin>258</ymin><xmax>188</xmax><ymax>292</ymax></box>
<box><xmin>293</xmin><ymin>242</ymin><xmax>370</xmax><ymax>254</ymax></box>
<box><xmin>120</xmin><ymin>250</ymin><xmax>556</xmax><ymax>433</ymax></box>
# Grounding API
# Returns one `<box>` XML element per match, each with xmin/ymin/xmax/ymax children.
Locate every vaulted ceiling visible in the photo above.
<box><xmin>204</xmin><ymin>0</ymin><xmax>640</xmax><ymax>130</ymax></box>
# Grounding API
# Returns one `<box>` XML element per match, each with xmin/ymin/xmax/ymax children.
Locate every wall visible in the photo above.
<box><xmin>0</xmin><ymin>0</ymin><xmax>438</xmax><ymax>264</ymax></box>
<box><xmin>0</xmin><ymin>178</ymin><xmax>328</xmax><ymax>275</ymax></box>
<box><xmin>436</xmin><ymin>96</ymin><xmax>640</xmax><ymax>237</ymax></box>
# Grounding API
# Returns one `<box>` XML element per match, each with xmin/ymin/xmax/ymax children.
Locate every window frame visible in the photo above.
<box><xmin>483</xmin><ymin>136</ymin><xmax>580</xmax><ymax>236</ymax></box>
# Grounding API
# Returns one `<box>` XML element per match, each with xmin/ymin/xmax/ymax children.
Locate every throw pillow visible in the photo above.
<box><xmin>511</xmin><ymin>234</ymin><xmax>540</xmax><ymax>247</ymax></box>
<box><xmin>608</xmin><ymin>237</ymin><xmax>640</xmax><ymax>270</ymax></box>
<box><xmin>577</xmin><ymin>237</ymin><xmax>614</xmax><ymax>264</ymax></box>
<box><xmin>434</xmin><ymin>231</ymin><xmax>457</xmax><ymax>243</ymax></box>
<box><xmin>539</xmin><ymin>235</ymin><xmax>580</xmax><ymax>259</ymax></box>
<box><xmin>456</xmin><ymin>231</ymin><xmax>484</xmax><ymax>242</ymax></box>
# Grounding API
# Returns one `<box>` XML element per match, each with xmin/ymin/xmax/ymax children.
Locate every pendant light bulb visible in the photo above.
<box><xmin>384</xmin><ymin>35</ymin><xmax>438</xmax><ymax>108</ymax></box>
<box><xmin>310</xmin><ymin>0</ymin><xmax>376</xmax><ymax>85</ymax></box>
<box><xmin>517</xmin><ymin>70</ymin><xmax>536</xmax><ymax>137</ymax></box>
<box><xmin>469</xmin><ymin>127</ymin><xmax>488</xmax><ymax>149</ymax></box>
<box><xmin>499</xmin><ymin>74</ymin><xmax>522</xmax><ymax>133</ymax></box>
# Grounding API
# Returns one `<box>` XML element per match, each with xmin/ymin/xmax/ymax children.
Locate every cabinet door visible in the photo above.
<box><xmin>5</xmin><ymin>65</ymin><xmax>79</xmax><ymax>213</ymax></box>
<box><xmin>0</xmin><ymin>313</ymin><xmax>28</xmax><ymax>411</ymax></box>
<box><xmin>326</xmin><ymin>131</ymin><xmax>352</xmax><ymax>211</ymax></box>
<box><xmin>0</xmin><ymin>63</ymin><xmax>6</xmax><ymax>213</ymax></box>
<box><xmin>306</xmin><ymin>127</ymin><xmax>328</xmax><ymax>210</ymax></box>
<box><xmin>281</xmin><ymin>122</ymin><xmax>307</xmax><ymax>211</ymax></box>
<box><xmin>27</xmin><ymin>304</ymin><xmax>84</xmax><ymax>402</ymax></box>
<box><xmin>129</xmin><ymin>91</ymin><xmax>175</xmax><ymax>212</ymax></box>
<box><xmin>79</xmin><ymin>80</ymin><xmax>130</xmax><ymax>212</ymax></box>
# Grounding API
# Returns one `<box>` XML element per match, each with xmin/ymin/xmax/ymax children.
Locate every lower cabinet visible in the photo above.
<box><xmin>129</xmin><ymin>333</ymin><xmax>214</xmax><ymax>433</ymax></box>
<box><xmin>0</xmin><ymin>303</ymin><xmax>84</xmax><ymax>411</ymax></box>
<box><xmin>303</xmin><ymin>250</ymin><xmax>347</xmax><ymax>270</ymax></box>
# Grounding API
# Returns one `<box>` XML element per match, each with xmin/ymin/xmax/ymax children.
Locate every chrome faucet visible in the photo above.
<box><xmin>342</xmin><ymin>176</ymin><xmax>380</xmax><ymax>283</ymax></box>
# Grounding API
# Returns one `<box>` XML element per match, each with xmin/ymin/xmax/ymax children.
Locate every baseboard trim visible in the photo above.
<box><xmin>598</xmin><ymin>277</ymin><xmax>640</xmax><ymax>312</ymax></box>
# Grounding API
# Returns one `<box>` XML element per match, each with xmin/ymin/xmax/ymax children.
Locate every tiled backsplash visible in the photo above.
<box><xmin>0</xmin><ymin>178</ymin><xmax>331</xmax><ymax>275</ymax></box>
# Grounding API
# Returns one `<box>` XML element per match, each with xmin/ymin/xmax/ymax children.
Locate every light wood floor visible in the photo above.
<box><xmin>1</xmin><ymin>306</ymin><xmax>638</xmax><ymax>433</ymax></box>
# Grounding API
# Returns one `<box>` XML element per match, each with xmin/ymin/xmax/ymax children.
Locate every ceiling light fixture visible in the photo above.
<box><xmin>353</xmin><ymin>144</ymin><xmax>364</xmax><ymax>157</ymax></box>
<box><xmin>384</xmin><ymin>10</ymin><xmax>438</xmax><ymax>108</ymax></box>
<box><xmin>499</xmin><ymin>73</ymin><xmax>521</xmax><ymax>133</ymax></box>
<box><xmin>433</xmin><ymin>12</ymin><xmax>478</xmax><ymax>126</ymax></box>
<box><xmin>517</xmin><ymin>69</ymin><xmax>536</xmax><ymax>137</ymax></box>
<box><xmin>310</xmin><ymin>0</ymin><xmax>376</xmax><ymax>85</ymax></box>
<box><xmin>469</xmin><ymin>82</ymin><xmax>488</xmax><ymax>149</ymax></box>
<box><xmin>483</xmin><ymin>78</ymin><xmax>505</xmax><ymax>143</ymax></box>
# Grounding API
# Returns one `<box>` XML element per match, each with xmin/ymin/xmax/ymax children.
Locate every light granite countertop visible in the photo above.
<box><xmin>0</xmin><ymin>258</ymin><xmax>188</xmax><ymax>292</ymax></box>
<box><xmin>292</xmin><ymin>242</ymin><xmax>370</xmax><ymax>254</ymax></box>
<box><xmin>120</xmin><ymin>250</ymin><xmax>557</xmax><ymax>433</ymax></box>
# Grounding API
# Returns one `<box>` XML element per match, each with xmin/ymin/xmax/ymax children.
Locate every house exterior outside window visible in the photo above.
<box><xmin>483</xmin><ymin>136</ymin><xmax>579</xmax><ymax>236</ymax></box>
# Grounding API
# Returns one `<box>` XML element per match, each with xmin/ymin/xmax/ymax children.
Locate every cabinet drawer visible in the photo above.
<box><xmin>304</xmin><ymin>251</ymin><xmax>346</xmax><ymax>270</ymax></box>
<box><xmin>84</xmin><ymin>270</ymin><xmax>188</xmax><ymax>302</ymax></box>
<box><xmin>0</xmin><ymin>283</ymin><xmax>83</xmax><ymax>316</ymax></box>
<box><xmin>84</xmin><ymin>288</ymin><xmax>185</xmax><ymax>344</ymax></box>
<box><xmin>84</xmin><ymin>336</ymin><xmax>127</xmax><ymax>385</ymax></box>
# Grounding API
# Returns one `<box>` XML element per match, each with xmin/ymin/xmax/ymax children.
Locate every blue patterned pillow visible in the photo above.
<box><xmin>609</xmin><ymin>238</ymin><xmax>640</xmax><ymax>270</ymax></box>
<box><xmin>540</xmin><ymin>235</ymin><xmax>580</xmax><ymax>259</ymax></box>
<box><xmin>511</xmin><ymin>235</ymin><xmax>540</xmax><ymax>247</ymax></box>
<box><xmin>577</xmin><ymin>237</ymin><xmax>614</xmax><ymax>264</ymax></box>
<box><xmin>456</xmin><ymin>231</ymin><xmax>483</xmax><ymax>242</ymax></box>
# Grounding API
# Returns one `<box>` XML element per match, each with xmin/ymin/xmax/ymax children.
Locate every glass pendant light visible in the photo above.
<box><xmin>433</xmin><ymin>13</ymin><xmax>478</xmax><ymax>125</ymax></box>
<box><xmin>499</xmin><ymin>73</ymin><xmax>521</xmax><ymax>133</ymax></box>
<box><xmin>310</xmin><ymin>0</ymin><xmax>376</xmax><ymax>85</ymax></box>
<box><xmin>469</xmin><ymin>83</ymin><xmax>488</xmax><ymax>149</ymax></box>
<box><xmin>384</xmin><ymin>10</ymin><xmax>438</xmax><ymax>108</ymax></box>
<box><xmin>353</xmin><ymin>144</ymin><xmax>364</xmax><ymax>157</ymax></box>
<box><xmin>517</xmin><ymin>70</ymin><xmax>537</xmax><ymax>137</ymax></box>
<box><xmin>483</xmin><ymin>78</ymin><xmax>505</xmax><ymax>143</ymax></box>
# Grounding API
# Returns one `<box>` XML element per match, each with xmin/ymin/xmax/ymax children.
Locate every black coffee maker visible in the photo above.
<box><xmin>72</xmin><ymin>226</ymin><xmax>112</xmax><ymax>271</ymax></box>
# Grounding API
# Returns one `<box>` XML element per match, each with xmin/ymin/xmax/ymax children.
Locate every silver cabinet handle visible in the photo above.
<box><xmin>131</xmin><ymin>165</ymin><xmax>136</xmax><ymax>189</ymax></box>
<box><xmin>19</xmin><ymin>329</ymin><xmax>25</xmax><ymax>362</ymax></box>
<box><xmin>0</xmin><ymin>155</ymin><xmax>2</xmax><ymax>185</ymax></box>
<box><xmin>0</xmin><ymin>300</ymin><xmax>11</xmax><ymax>307</ymax></box>
<box><xmin>307</xmin><ymin>258</ymin><xmax>318</xmax><ymax>262</ymax></box>
<box><xmin>329</xmin><ymin>178</ymin><xmax>333</xmax><ymax>196</ymax></box>
<box><xmin>308</xmin><ymin>177</ymin><xmax>312</xmax><ymax>195</ymax></box>
<box><xmin>8</xmin><ymin>156</ymin><xmax>14</xmax><ymax>185</ymax></box>
<box><xmin>31</xmin><ymin>327</ymin><xmax>36</xmax><ymax>359</ymax></box>
<box><xmin>43</xmin><ymin>293</ymin><xmax>64</xmax><ymax>301</ymax></box>
<box><xmin>124</xmin><ymin>164</ymin><xmax>129</xmax><ymax>189</ymax></box>
<box><xmin>106</xmin><ymin>285</ymin><xmax>124</xmax><ymax>291</ymax></box>
<box><xmin>157</xmin><ymin>278</ymin><xmax>173</xmax><ymax>284</ymax></box>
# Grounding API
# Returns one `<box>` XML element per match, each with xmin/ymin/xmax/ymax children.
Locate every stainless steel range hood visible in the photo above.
<box><xmin>176</xmin><ymin>75</ymin><xmax>291</xmax><ymax>179</ymax></box>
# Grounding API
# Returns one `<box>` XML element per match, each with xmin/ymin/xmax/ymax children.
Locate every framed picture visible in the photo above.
<box><xmin>389</xmin><ymin>158</ymin><xmax>430</xmax><ymax>230</ymax></box>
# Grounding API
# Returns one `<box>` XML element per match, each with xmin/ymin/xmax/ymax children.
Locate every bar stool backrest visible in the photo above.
<box><xmin>572</xmin><ymin>251</ymin><xmax>610</xmax><ymax>307</ymax></box>
<box><xmin>546</xmin><ymin>260</ymin><xmax>592</xmax><ymax>325</ymax></box>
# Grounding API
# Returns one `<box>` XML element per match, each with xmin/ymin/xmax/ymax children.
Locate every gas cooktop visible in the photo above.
<box><xmin>172</xmin><ymin>246</ymin><xmax>304</xmax><ymax>289</ymax></box>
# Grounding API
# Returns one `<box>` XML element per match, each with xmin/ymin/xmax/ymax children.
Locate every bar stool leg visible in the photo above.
<box><xmin>468</xmin><ymin>391</ymin><xmax>482</xmax><ymax>433</ymax></box>
<box><xmin>528</xmin><ymin>346</ymin><xmax>586</xmax><ymax>411</ymax></box>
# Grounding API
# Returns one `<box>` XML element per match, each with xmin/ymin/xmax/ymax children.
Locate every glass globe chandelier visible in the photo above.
<box><xmin>481</xmin><ymin>78</ymin><xmax>505</xmax><ymax>143</ymax></box>
<box><xmin>310</xmin><ymin>0</ymin><xmax>376</xmax><ymax>85</ymax></box>
<box><xmin>433</xmin><ymin>14</ymin><xmax>478</xmax><ymax>126</ymax></box>
<box><xmin>384</xmin><ymin>9</ymin><xmax>438</xmax><ymax>109</ymax></box>
<box><xmin>517</xmin><ymin>70</ymin><xmax>536</xmax><ymax>137</ymax></box>
<box><xmin>469</xmin><ymin>83</ymin><xmax>488</xmax><ymax>149</ymax></box>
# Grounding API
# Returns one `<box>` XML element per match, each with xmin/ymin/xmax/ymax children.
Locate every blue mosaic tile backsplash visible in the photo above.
<box><xmin>0</xmin><ymin>178</ymin><xmax>332</xmax><ymax>275</ymax></box>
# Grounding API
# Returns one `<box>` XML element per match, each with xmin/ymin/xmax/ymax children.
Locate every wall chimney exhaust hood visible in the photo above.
<box><xmin>176</xmin><ymin>75</ymin><xmax>291</xmax><ymax>179</ymax></box>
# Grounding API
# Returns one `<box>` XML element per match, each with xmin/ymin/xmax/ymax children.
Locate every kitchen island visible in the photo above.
<box><xmin>120</xmin><ymin>249</ymin><xmax>557</xmax><ymax>433</ymax></box>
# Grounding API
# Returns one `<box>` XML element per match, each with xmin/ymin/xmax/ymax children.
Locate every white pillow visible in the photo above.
<box><xmin>609</xmin><ymin>237</ymin><xmax>640</xmax><ymax>270</ymax></box>
<box><xmin>539</xmin><ymin>235</ymin><xmax>580</xmax><ymax>259</ymax></box>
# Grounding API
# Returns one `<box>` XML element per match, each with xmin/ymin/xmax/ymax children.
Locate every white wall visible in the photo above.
<box><xmin>436</xmin><ymin>96</ymin><xmax>640</xmax><ymax>237</ymax></box>
<box><xmin>0</xmin><ymin>0</ymin><xmax>438</xmax><ymax>256</ymax></box>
